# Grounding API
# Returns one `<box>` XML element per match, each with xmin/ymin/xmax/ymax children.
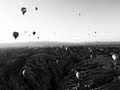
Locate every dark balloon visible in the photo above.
<box><xmin>33</xmin><ymin>31</ymin><xmax>36</xmax><ymax>35</ymax></box>
<box><xmin>21</xmin><ymin>7</ymin><xmax>27</xmax><ymax>15</ymax></box>
<box><xmin>13</xmin><ymin>32</ymin><xmax>19</xmax><ymax>39</ymax></box>
<box><xmin>35</xmin><ymin>7</ymin><xmax>38</xmax><ymax>10</ymax></box>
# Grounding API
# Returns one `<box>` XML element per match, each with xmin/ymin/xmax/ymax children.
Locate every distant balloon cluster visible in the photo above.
<box><xmin>13</xmin><ymin>7</ymin><xmax>81</xmax><ymax>40</ymax></box>
<box><xmin>21</xmin><ymin>7</ymin><xmax>38</xmax><ymax>15</ymax></box>
<box><xmin>12</xmin><ymin>6</ymin><xmax>39</xmax><ymax>40</ymax></box>
<box><xmin>13</xmin><ymin>31</ymin><xmax>39</xmax><ymax>40</ymax></box>
<box><xmin>88</xmin><ymin>31</ymin><xmax>97</xmax><ymax>38</ymax></box>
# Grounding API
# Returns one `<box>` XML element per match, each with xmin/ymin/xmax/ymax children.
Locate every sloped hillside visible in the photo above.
<box><xmin>0</xmin><ymin>45</ymin><xmax>120</xmax><ymax>90</ymax></box>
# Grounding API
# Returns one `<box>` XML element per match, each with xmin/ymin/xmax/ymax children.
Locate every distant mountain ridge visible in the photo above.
<box><xmin>0</xmin><ymin>41</ymin><xmax>77</xmax><ymax>48</ymax></box>
<box><xmin>0</xmin><ymin>41</ymin><xmax>120</xmax><ymax>48</ymax></box>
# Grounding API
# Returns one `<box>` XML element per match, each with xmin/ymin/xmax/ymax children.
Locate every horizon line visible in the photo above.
<box><xmin>0</xmin><ymin>41</ymin><xmax>120</xmax><ymax>48</ymax></box>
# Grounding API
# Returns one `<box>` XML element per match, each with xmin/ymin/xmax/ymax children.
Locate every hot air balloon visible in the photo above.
<box><xmin>13</xmin><ymin>32</ymin><xmax>19</xmax><ymax>39</ymax></box>
<box><xmin>21</xmin><ymin>7</ymin><xmax>27</xmax><ymax>15</ymax></box>
<box><xmin>37</xmin><ymin>36</ymin><xmax>39</xmax><ymax>39</ymax></box>
<box><xmin>33</xmin><ymin>31</ymin><xmax>36</xmax><ymax>35</ymax></box>
<box><xmin>35</xmin><ymin>7</ymin><xmax>38</xmax><ymax>11</ymax></box>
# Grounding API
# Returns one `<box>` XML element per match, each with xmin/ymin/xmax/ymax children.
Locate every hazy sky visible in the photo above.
<box><xmin>0</xmin><ymin>0</ymin><xmax>120</xmax><ymax>43</ymax></box>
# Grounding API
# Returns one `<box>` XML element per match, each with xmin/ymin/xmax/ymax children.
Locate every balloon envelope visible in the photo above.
<box><xmin>13</xmin><ymin>32</ymin><xmax>19</xmax><ymax>39</ymax></box>
<box><xmin>35</xmin><ymin>7</ymin><xmax>38</xmax><ymax>10</ymax></box>
<box><xmin>33</xmin><ymin>31</ymin><xmax>36</xmax><ymax>35</ymax></box>
<box><xmin>21</xmin><ymin>7</ymin><xmax>27</xmax><ymax>15</ymax></box>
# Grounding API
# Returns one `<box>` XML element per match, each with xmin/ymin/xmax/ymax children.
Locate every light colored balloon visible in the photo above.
<box><xmin>112</xmin><ymin>54</ymin><xmax>118</xmax><ymax>61</ymax></box>
<box><xmin>22</xmin><ymin>69</ymin><xmax>26</xmax><ymax>76</ymax></box>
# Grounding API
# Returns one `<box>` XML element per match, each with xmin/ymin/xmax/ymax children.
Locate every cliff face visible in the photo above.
<box><xmin>0</xmin><ymin>45</ymin><xmax>120</xmax><ymax>90</ymax></box>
